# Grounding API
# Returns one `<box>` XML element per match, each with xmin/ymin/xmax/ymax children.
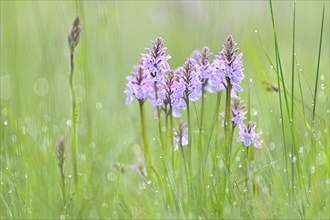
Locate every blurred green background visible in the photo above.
<box><xmin>0</xmin><ymin>1</ymin><xmax>329</xmax><ymax>218</ymax></box>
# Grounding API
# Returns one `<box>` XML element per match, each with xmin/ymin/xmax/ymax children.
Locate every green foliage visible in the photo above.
<box><xmin>0</xmin><ymin>1</ymin><xmax>329</xmax><ymax>219</ymax></box>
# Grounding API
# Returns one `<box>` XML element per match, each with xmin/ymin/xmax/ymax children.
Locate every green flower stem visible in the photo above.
<box><xmin>212</xmin><ymin>92</ymin><xmax>223</xmax><ymax>161</ymax></box>
<box><xmin>154</xmin><ymin>82</ymin><xmax>167</xmax><ymax>176</ymax></box>
<box><xmin>198</xmin><ymin>87</ymin><xmax>205</xmax><ymax>155</ymax></box>
<box><xmin>219</xmin><ymin>80</ymin><xmax>232</xmax><ymax>218</ymax></box>
<box><xmin>169</xmin><ymin>108</ymin><xmax>175</xmax><ymax>170</ymax></box>
<box><xmin>139</xmin><ymin>101</ymin><xmax>152</xmax><ymax>177</ymax></box>
<box><xmin>59</xmin><ymin>164</ymin><xmax>66</xmax><ymax>206</ymax></box>
<box><xmin>186</xmin><ymin>99</ymin><xmax>193</xmax><ymax>180</ymax></box>
<box><xmin>224</xmin><ymin>80</ymin><xmax>232</xmax><ymax>169</ymax></box>
<box><xmin>70</xmin><ymin>51</ymin><xmax>79</xmax><ymax>188</ymax></box>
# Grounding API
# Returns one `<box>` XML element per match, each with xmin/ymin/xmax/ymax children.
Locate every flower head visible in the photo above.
<box><xmin>67</xmin><ymin>16</ymin><xmax>81</xmax><ymax>52</ymax></box>
<box><xmin>141</xmin><ymin>37</ymin><xmax>171</xmax><ymax>83</ymax></box>
<box><xmin>231</xmin><ymin>98</ymin><xmax>246</xmax><ymax>127</ymax></box>
<box><xmin>173</xmin><ymin>121</ymin><xmax>189</xmax><ymax>151</ymax></box>
<box><xmin>154</xmin><ymin>71</ymin><xmax>186</xmax><ymax>117</ymax></box>
<box><xmin>191</xmin><ymin>47</ymin><xmax>214</xmax><ymax>92</ymax></box>
<box><xmin>176</xmin><ymin>59</ymin><xmax>202</xmax><ymax>102</ymax></box>
<box><xmin>210</xmin><ymin>35</ymin><xmax>244</xmax><ymax>96</ymax></box>
<box><xmin>125</xmin><ymin>65</ymin><xmax>154</xmax><ymax>104</ymax></box>
<box><xmin>238</xmin><ymin>121</ymin><xmax>261</xmax><ymax>148</ymax></box>
<box><xmin>56</xmin><ymin>136</ymin><xmax>65</xmax><ymax>168</ymax></box>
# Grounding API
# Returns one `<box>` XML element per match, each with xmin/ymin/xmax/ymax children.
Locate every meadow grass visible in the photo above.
<box><xmin>0</xmin><ymin>1</ymin><xmax>329</xmax><ymax>219</ymax></box>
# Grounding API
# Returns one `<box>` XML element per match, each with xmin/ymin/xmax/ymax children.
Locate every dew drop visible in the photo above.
<box><xmin>270</xmin><ymin>65</ymin><xmax>274</xmax><ymax>69</ymax></box>
<box><xmin>66</xmin><ymin>120</ymin><xmax>72</xmax><ymax>127</ymax></box>
<box><xmin>269</xmin><ymin>142</ymin><xmax>275</xmax><ymax>151</ymax></box>
<box><xmin>96</xmin><ymin>102</ymin><xmax>103</xmax><ymax>109</ymax></box>
<box><xmin>255</xmin><ymin>30</ymin><xmax>258</xmax><ymax>33</ymax></box>
<box><xmin>310</xmin><ymin>166</ymin><xmax>315</xmax><ymax>174</ymax></box>
<box><xmin>68</xmin><ymin>175</ymin><xmax>72</xmax><ymax>178</ymax></box>
<box><xmin>250</xmin><ymin>78</ymin><xmax>253</xmax><ymax>83</ymax></box>
<box><xmin>316</xmin><ymin>152</ymin><xmax>326</xmax><ymax>166</ymax></box>
<box><xmin>139</xmin><ymin>182</ymin><xmax>146</xmax><ymax>190</ymax></box>
<box><xmin>4</xmin><ymin>121</ymin><xmax>8</xmax><ymax>126</ymax></box>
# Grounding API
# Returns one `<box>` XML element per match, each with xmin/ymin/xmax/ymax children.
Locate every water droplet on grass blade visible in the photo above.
<box><xmin>96</xmin><ymin>102</ymin><xmax>103</xmax><ymax>109</ymax></box>
<box><xmin>3</xmin><ymin>121</ymin><xmax>8</xmax><ymax>126</ymax></box>
<box><xmin>66</xmin><ymin>120</ymin><xmax>72</xmax><ymax>127</ymax></box>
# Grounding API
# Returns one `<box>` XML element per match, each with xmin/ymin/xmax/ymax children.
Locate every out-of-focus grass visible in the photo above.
<box><xmin>0</xmin><ymin>1</ymin><xmax>329</xmax><ymax>219</ymax></box>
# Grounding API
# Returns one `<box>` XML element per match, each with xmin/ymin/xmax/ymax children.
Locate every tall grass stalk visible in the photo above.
<box><xmin>67</xmin><ymin>16</ymin><xmax>81</xmax><ymax>188</ymax></box>
<box><xmin>311</xmin><ymin>4</ymin><xmax>325</xmax><ymax>157</ymax></box>
<box><xmin>269</xmin><ymin>0</ymin><xmax>291</xmax><ymax>197</ymax></box>
<box><xmin>290</xmin><ymin>1</ymin><xmax>296</xmax><ymax>194</ymax></box>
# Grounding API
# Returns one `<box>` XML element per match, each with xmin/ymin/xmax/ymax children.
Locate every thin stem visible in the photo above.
<box><xmin>198</xmin><ymin>86</ymin><xmax>206</xmax><ymax>154</ymax></box>
<box><xmin>291</xmin><ymin>1</ymin><xmax>296</xmax><ymax>195</ymax></box>
<box><xmin>212</xmin><ymin>92</ymin><xmax>223</xmax><ymax>161</ymax></box>
<box><xmin>224</xmin><ymin>80</ymin><xmax>232</xmax><ymax>169</ymax></box>
<box><xmin>269</xmin><ymin>0</ymin><xmax>290</xmax><ymax>196</ymax></box>
<box><xmin>154</xmin><ymin>82</ymin><xmax>167</xmax><ymax>174</ymax></box>
<box><xmin>60</xmin><ymin>165</ymin><xmax>66</xmax><ymax>206</ymax></box>
<box><xmin>170</xmin><ymin>109</ymin><xmax>175</xmax><ymax>171</ymax></box>
<box><xmin>312</xmin><ymin>3</ymin><xmax>325</xmax><ymax>124</ymax></box>
<box><xmin>186</xmin><ymin>99</ymin><xmax>192</xmax><ymax>179</ymax></box>
<box><xmin>70</xmin><ymin>51</ymin><xmax>79</xmax><ymax>188</ymax></box>
<box><xmin>139</xmin><ymin>101</ymin><xmax>151</xmax><ymax>177</ymax></box>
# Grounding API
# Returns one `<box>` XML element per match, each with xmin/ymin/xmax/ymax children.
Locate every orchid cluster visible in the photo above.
<box><xmin>125</xmin><ymin>35</ymin><xmax>262</xmax><ymax>160</ymax></box>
